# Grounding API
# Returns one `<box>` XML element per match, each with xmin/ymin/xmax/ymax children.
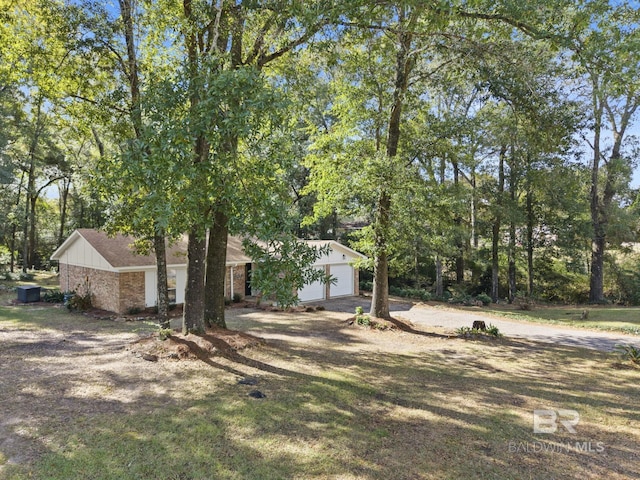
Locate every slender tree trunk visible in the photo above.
<box><xmin>119</xmin><ymin>0</ymin><xmax>171</xmax><ymax>327</ymax></box>
<box><xmin>435</xmin><ymin>256</ymin><xmax>443</xmax><ymax>298</ymax></box>
<box><xmin>28</xmin><ymin>192</ymin><xmax>38</xmax><ymax>268</ymax></box>
<box><xmin>22</xmin><ymin>163</ymin><xmax>35</xmax><ymax>272</ymax></box>
<box><xmin>491</xmin><ymin>145</ymin><xmax>506</xmax><ymax>302</ymax></box>
<box><xmin>154</xmin><ymin>233</ymin><xmax>170</xmax><ymax>329</ymax></box>
<box><xmin>205</xmin><ymin>210</ymin><xmax>229</xmax><ymax>329</ymax></box>
<box><xmin>526</xmin><ymin>186</ymin><xmax>534</xmax><ymax>297</ymax></box>
<box><xmin>588</xmin><ymin>92</ymin><xmax>604</xmax><ymax>303</ymax></box>
<box><xmin>453</xmin><ymin>162</ymin><xmax>464</xmax><ymax>283</ymax></box>
<box><xmin>10</xmin><ymin>171</ymin><xmax>26</xmax><ymax>272</ymax></box>
<box><xmin>58</xmin><ymin>178</ymin><xmax>70</xmax><ymax>247</ymax></box>
<box><xmin>507</xmin><ymin>153</ymin><xmax>517</xmax><ymax>303</ymax></box>
<box><xmin>508</xmin><ymin>220</ymin><xmax>516</xmax><ymax>304</ymax></box>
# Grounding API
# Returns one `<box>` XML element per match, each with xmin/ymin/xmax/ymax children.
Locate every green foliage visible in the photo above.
<box><xmin>232</xmin><ymin>293</ymin><xmax>242</xmax><ymax>304</ymax></box>
<box><xmin>456</xmin><ymin>324</ymin><xmax>502</xmax><ymax>338</ymax></box>
<box><xmin>67</xmin><ymin>293</ymin><xmax>92</xmax><ymax>311</ymax></box>
<box><xmin>534</xmin><ymin>255</ymin><xmax>590</xmax><ymax>304</ymax></box>
<box><xmin>476</xmin><ymin>293</ymin><xmax>492</xmax><ymax>306</ymax></box>
<box><xmin>613</xmin><ymin>344</ymin><xmax>640</xmax><ymax>367</ymax></box>
<box><xmin>127</xmin><ymin>307</ymin><xmax>143</xmax><ymax>315</ymax></box>
<box><xmin>389</xmin><ymin>285</ymin><xmax>432</xmax><ymax>302</ymax></box>
<box><xmin>605</xmin><ymin>252</ymin><xmax>640</xmax><ymax>305</ymax></box>
<box><xmin>243</xmin><ymin>233</ymin><xmax>333</xmax><ymax>309</ymax></box>
<box><xmin>355</xmin><ymin>306</ymin><xmax>370</xmax><ymax>326</ymax></box>
<box><xmin>42</xmin><ymin>289</ymin><xmax>65</xmax><ymax>303</ymax></box>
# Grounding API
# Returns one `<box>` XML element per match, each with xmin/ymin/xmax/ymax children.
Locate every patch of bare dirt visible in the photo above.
<box><xmin>128</xmin><ymin>327</ymin><xmax>265</xmax><ymax>361</ymax></box>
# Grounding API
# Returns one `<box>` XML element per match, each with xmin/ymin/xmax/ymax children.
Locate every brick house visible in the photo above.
<box><xmin>51</xmin><ymin>229</ymin><xmax>363</xmax><ymax>314</ymax></box>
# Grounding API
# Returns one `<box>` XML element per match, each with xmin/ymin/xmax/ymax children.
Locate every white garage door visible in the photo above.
<box><xmin>298</xmin><ymin>268</ymin><xmax>326</xmax><ymax>302</ymax></box>
<box><xmin>330</xmin><ymin>264</ymin><xmax>354</xmax><ymax>297</ymax></box>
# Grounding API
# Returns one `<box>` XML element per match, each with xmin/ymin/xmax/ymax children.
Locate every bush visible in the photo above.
<box><xmin>19</xmin><ymin>272</ymin><xmax>34</xmax><ymax>281</ymax></box>
<box><xmin>232</xmin><ymin>293</ymin><xmax>242</xmax><ymax>303</ymax></box>
<box><xmin>67</xmin><ymin>292</ymin><xmax>92</xmax><ymax>311</ymax></box>
<box><xmin>42</xmin><ymin>289</ymin><xmax>65</xmax><ymax>303</ymax></box>
<box><xmin>389</xmin><ymin>285</ymin><xmax>431</xmax><ymax>301</ymax></box>
<box><xmin>476</xmin><ymin>293</ymin><xmax>492</xmax><ymax>306</ymax></box>
<box><xmin>359</xmin><ymin>280</ymin><xmax>373</xmax><ymax>292</ymax></box>
<box><xmin>456</xmin><ymin>323</ymin><xmax>502</xmax><ymax>338</ymax></box>
<box><xmin>127</xmin><ymin>306</ymin><xmax>143</xmax><ymax>315</ymax></box>
<box><xmin>614</xmin><ymin>344</ymin><xmax>640</xmax><ymax>367</ymax></box>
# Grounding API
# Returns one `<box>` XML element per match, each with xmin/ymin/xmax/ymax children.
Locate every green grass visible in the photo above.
<box><xmin>1</xmin><ymin>303</ymin><xmax>639</xmax><ymax>479</ymax></box>
<box><xmin>481</xmin><ymin>304</ymin><xmax>640</xmax><ymax>335</ymax></box>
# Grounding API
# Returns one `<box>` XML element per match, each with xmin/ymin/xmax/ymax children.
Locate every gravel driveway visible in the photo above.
<box><xmin>314</xmin><ymin>296</ymin><xmax>640</xmax><ymax>352</ymax></box>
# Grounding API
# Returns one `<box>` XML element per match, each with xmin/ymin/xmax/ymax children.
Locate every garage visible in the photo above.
<box><xmin>298</xmin><ymin>268</ymin><xmax>326</xmax><ymax>302</ymax></box>
<box><xmin>329</xmin><ymin>264</ymin><xmax>354</xmax><ymax>297</ymax></box>
<box><xmin>297</xmin><ymin>241</ymin><xmax>365</xmax><ymax>303</ymax></box>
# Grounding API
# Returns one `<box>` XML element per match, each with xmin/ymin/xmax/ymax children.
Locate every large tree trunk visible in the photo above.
<box><xmin>183</xmin><ymin>229</ymin><xmax>206</xmax><ymax>334</ymax></box>
<box><xmin>370</xmin><ymin>191</ymin><xmax>391</xmax><ymax>318</ymax></box>
<box><xmin>491</xmin><ymin>145</ymin><xmax>506</xmax><ymax>302</ymax></box>
<box><xmin>370</xmin><ymin>14</ymin><xmax>415</xmax><ymax>318</ymax></box>
<box><xmin>205</xmin><ymin>210</ymin><xmax>229</xmax><ymax>328</ymax></box>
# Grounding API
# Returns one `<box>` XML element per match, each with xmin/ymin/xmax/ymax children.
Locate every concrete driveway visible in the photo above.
<box><xmin>314</xmin><ymin>296</ymin><xmax>640</xmax><ymax>352</ymax></box>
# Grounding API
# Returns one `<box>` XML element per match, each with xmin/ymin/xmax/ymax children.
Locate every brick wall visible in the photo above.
<box><xmin>59</xmin><ymin>264</ymin><xmax>120</xmax><ymax>312</ymax></box>
<box><xmin>118</xmin><ymin>271</ymin><xmax>146</xmax><ymax>313</ymax></box>
<box><xmin>224</xmin><ymin>265</ymin><xmax>246</xmax><ymax>299</ymax></box>
<box><xmin>354</xmin><ymin>268</ymin><xmax>360</xmax><ymax>296</ymax></box>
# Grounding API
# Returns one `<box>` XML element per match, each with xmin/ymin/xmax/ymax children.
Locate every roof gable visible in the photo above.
<box><xmin>52</xmin><ymin>229</ymin><xmax>251</xmax><ymax>269</ymax></box>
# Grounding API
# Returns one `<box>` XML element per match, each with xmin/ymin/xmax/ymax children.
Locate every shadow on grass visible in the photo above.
<box><xmin>2</xmin><ymin>304</ymin><xmax>640</xmax><ymax>480</ymax></box>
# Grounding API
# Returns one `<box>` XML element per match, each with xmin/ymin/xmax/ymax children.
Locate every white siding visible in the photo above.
<box><xmin>145</xmin><ymin>267</ymin><xmax>187</xmax><ymax>307</ymax></box>
<box><xmin>330</xmin><ymin>264</ymin><xmax>354</xmax><ymax>297</ymax></box>
<box><xmin>62</xmin><ymin>236</ymin><xmax>113</xmax><ymax>271</ymax></box>
<box><xmin>175</xmin><ymin>268</ymin><xmax>186</xmax><ymax>304</ymax></box>
<box><xmin>298</xmin><ymin>267</ymin><xmax>326</xmax><ymax>302</ymax></box>
<box><xmin>313</xmin><ymin>244</ymin><xmax>357</xmax><ymax>266</ymax></box>
<box><xmin>145</xmin><ymin>270</ymin><xmax>156</xmax><ymax>308</ymax></box>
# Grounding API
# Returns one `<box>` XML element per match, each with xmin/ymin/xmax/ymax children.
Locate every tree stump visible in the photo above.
<box><xmin>472</xmin><ymin>320</ymin><xmax>486</xmax><ymax>331</ymax></box>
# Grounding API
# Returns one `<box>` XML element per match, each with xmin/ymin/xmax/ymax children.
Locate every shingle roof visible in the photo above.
<box><xmin>55</xmin><ymin>229</ymin><xmax>251</xmax><ymax>268</ymax></box>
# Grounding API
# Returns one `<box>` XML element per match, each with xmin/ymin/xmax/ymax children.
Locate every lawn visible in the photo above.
<box><xmin>1</xmin><ymin>296</ymin><xmax>639</xmax><ymax>480</ymax></box>
<box><xmin>476</xmin><ymin>303</ymin><xmax>640</xmax><ymax>335</ymax></box>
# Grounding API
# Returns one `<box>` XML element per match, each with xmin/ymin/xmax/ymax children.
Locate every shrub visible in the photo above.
<box><xmin>476</xmin><ymin>293</ymin><xmax>492</xmax><ymax>306</ymax></box>
<box><xmin>232</xmin><ymin>293</ymin><xmax>242</xmax><ymax>303</ymax></box>
<box><xmin>388</xmin><ymin>285</ymin><xmax>431</xmax><ymax>301</ymax></box>
<box><xmin>127</xmin><ymin>306</ymin><xmax>143</xmax><ymax>315</ymax></box>
<box><xmin>359</xmin><ymin>280</ymin><xmax>373</xmax><ymax>292</ymax></box>
<box><xmin>42</xmin><ymin>289</ymin><xmax>65</xmax><ymax>303</ymax></box>
<box><xmin>354</xmin><ymin>305</ymin><xmax>370</xmax><ymax>326</ymax></box>
<box><xmin>614</xmin><ymin>344</ymin><xmax>640</xmax><ymax>366</ymax></box>
<box><xmin>456</xmin><ymin>323</ymin><xmax>502</xmax><ymax>338</ymax></box>
<box><xmin>67</xmin><ymin>292</ymin><xmax>92</xmax><ymax>311</ymax></box>
<box><xmin>19</xmin><ymin>272</ymin><xmax>34</xmax><ymax>281</ymax></box>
